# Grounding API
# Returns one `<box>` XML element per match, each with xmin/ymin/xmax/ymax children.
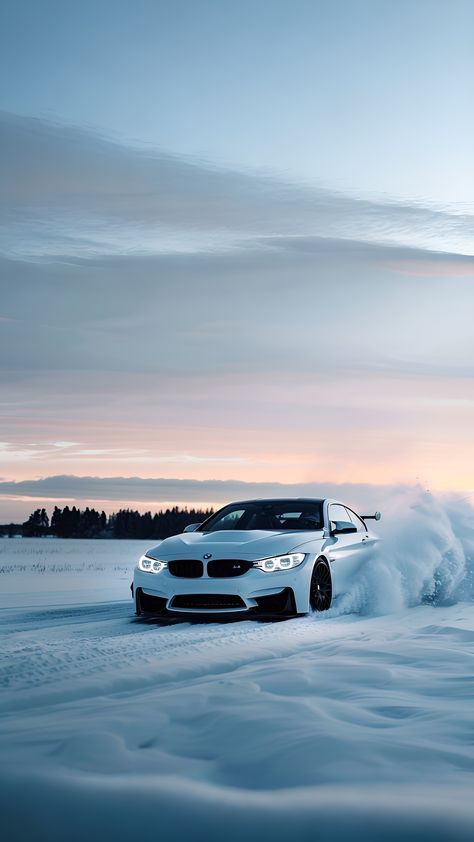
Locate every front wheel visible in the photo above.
<box><xmin>310</xmin><ymin>559</ymin><xmax>332</xmax><ymax>611</ymax></box>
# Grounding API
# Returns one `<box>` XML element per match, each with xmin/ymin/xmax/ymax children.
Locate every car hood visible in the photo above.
<box><xmin>146</xmin><ymin>529</ymin><xmax>324</xmax><ymax>560</ymax></box>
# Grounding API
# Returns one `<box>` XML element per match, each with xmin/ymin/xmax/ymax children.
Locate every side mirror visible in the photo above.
<box><xmin>331</xmin><ymin>521</ymin><xmax>357</xmax><ymax>536</ymax></box>
<box><xmin>183</xmin><ymin>522</ymin><xmax>202</xmax><ymax>533</ymax></box>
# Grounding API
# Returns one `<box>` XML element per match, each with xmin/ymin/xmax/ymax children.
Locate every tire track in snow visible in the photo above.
<box><xmin>0</xmin><ymin>603</ymin><xmax>352</xmax><ymax>709</ymax></box>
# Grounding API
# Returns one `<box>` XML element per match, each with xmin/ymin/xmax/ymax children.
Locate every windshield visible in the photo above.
<box><xmin>199</xmin><ymin>500</ymin><xmax>324</xmax><ymax>533</ymax></box>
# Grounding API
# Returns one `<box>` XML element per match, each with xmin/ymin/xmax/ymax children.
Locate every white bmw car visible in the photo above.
<box><xmin>132</xmin><ymin>498</ymin><xmax>381</xmax><ymax>619</ymax></box>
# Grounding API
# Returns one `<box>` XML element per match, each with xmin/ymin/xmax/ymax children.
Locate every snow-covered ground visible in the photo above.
<box><xmin>1</xmin><ymin>489</ymin><xmax>473</xmax><ymax>841</ymax></box>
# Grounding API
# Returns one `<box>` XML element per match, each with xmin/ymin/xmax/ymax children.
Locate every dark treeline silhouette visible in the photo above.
<box><xmin>0</xmin><ymin>505</ymin><xmax>214</xmax><ymax>539</ymax></box>
<box><xmin>110</xmin><ymin>507</ymin><xmax>213</xmax><ymax>539</ymax></box>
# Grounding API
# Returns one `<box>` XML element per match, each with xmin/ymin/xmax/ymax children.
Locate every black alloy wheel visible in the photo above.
<box><xmin>310</xmin><ymin>560</ymin><xmax>332</xmax><ymax>611</ymax></box>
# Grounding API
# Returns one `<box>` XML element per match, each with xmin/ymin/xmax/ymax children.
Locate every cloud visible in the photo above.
<box><xmin>1</xmin><ymin>111</ymin><xmax>472</xmax><ymax>258</ymax></box>
<box><xmin>2</xmin><ymin>115</ymin><xmax>472</xmax><ymax>384</ymax></box>
<box><xmin>1</xmin><ymin>240</ymin><xmax>473</xmax><ymax>384</ymax></box>
<box><xmin>1</xmin><ymin>114</ymin><xmax>473</xmax><ymax>503</ymax></box>
<box><xmin>0</xmin><ymin>442</ymin><xmax>45</xmax><ymax>462</ymax></box>
<box><xmin>256</xmin><ymin>235</ymin><xmax>474</xmax><ymax>275</ymax></box>
<box><xmin>0</xmin><ymin>474</ymin><xmax>402</xmax><ymax>510</ymax></box>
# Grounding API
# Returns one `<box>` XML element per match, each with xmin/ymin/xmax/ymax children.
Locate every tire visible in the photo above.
<box><xmin>309</xmin><ymin>559</ymin><xmax>332</xmax><ymax>611</ymax></box>
<box><xmin>134</xmin><ymin>587</ymin><xmax>142</xmax><ymax>616</ymax></box>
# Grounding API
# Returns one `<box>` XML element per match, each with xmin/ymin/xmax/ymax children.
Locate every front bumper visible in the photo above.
<box><xmin>134</xmin><ymin>585</ymin><xmax>298</xmax><ymax>618</ymax></box>
<box><xmin>132</xmin><ymin>561</ymin><xmax>313</xmax><ymax>617</ymax></box>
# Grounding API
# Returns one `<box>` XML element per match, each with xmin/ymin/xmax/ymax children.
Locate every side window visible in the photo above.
<box><xmin>346</xmin><ymin>508</ymin><xmax>367</xmax><ymax>532</ymax></box>
<box><xmin>329</xmin><ymin>504</ymin><xmax>351</xmax><ymax>526</ymax></box>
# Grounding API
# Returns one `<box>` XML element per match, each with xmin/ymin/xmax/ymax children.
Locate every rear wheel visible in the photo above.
<box><xmin>310</xmin><ymin>559</ymin><xmax>332</xmax><ymax>611</ymax></box>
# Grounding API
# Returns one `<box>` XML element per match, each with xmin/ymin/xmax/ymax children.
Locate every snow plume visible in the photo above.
<box><xmin>330</xmin><ymin>487</ymin><xmax>474</xmax><ymax>617</ymax></box>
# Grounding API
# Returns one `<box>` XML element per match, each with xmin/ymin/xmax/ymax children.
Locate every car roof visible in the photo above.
<box><xmin>223</xmin><ymin>497</ymin><xmax>327</xmax><ymax>506</ymax></box>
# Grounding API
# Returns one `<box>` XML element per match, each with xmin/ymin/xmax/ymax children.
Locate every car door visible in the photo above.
<box><xmin>324</xmin><ymin>503</ymin><xmax>369</xmax><ymax>596</ymax></box>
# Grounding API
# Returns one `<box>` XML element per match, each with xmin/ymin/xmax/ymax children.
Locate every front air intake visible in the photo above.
<box><xmin>137</xmin><ymin>590</ymin><xmax>167</xmax><ymax>614</ymax></box>
<box><xmin>171</xmin><ymin>594</ymin><xmax>246</xmax><ymax>610</ymax></box>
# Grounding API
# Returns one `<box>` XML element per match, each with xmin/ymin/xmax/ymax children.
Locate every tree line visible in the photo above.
<box><xmin>0</xmin><ymin>505</ymin><xmax>214</xmax><ymax>539</ymax></box>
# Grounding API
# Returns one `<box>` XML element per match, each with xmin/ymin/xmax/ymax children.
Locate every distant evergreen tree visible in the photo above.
<box><xmin>50</xmin><ymin>506</ymin><xmax>62</xmax><ymax>534</ymax></box>
<box><xmin>22</xmin><ymin>509</ymin><xmax>49</xmax><ymax>537</ymax></box>
<box><xmin>59</xmin><ymin>505</ymin><xmax>73</xmax><ymax>537</ymax></box>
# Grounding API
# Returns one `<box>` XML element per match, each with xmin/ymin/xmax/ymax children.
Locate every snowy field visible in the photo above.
<box><xmin>1</xmin><ymin>489</ymin><xmax>473</xmax><ymax>841</ymax></box>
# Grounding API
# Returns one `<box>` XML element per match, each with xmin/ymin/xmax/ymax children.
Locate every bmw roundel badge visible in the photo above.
<box><xmin>203</xmin><ymin>553</ymin><xmax>212</xmax><ymax>560</ymax></box>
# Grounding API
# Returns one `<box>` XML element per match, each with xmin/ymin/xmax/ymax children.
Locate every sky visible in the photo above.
<box><xmin>1</xmin><ymin>0</ymin><xmax>473</xmax><ymax>520</ymax></box>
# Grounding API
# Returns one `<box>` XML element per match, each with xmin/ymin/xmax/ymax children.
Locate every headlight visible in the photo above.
<box><xmin>138</xmin><ymin>554</ymin><xmax>167</xmax><ymax>574</ymax></box>
<box><xmin>254</xmin><ymin>552</ymin><xmax>305</xmax><ymax>572</ymax></box>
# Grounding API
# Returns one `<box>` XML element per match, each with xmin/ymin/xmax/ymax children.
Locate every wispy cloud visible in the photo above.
<box><xmin>1</xmin><ymin>112</ymin><xmax>473</xmax><ymax>258</ymax></box>
<box><xmin>0</xmin><ymin>442</ymin><xmax>46</xmax><ymax>462</ymax></box>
